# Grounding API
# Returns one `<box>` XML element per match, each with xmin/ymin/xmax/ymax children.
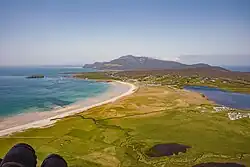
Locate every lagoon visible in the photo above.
<box><xmin>185</xmin><ymin>86</ymin><xmax>250</xmax><ymax>109</ymax></box>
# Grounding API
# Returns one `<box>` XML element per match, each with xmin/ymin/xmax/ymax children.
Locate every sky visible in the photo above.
<box><xmin>0</xmin><ymin>0</ymin><xmax>250</xmax><ymax>66</ymax></box>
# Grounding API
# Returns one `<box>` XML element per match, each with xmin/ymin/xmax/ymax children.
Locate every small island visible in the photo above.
<box><xmin>26</xmin><ymin>75</ymin><xmax>45</xmax><ymax>79</ymax></box>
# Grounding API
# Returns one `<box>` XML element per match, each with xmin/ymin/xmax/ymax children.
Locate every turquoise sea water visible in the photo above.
<box><xmin>0</xmin><ymin>67</ymin><xmax>110</xmax><ymax>117</ymax></box>
<box><xmin>185</xmin><ymin>86</ymin><xmax>250</xmax><ymax>109</ymax></box>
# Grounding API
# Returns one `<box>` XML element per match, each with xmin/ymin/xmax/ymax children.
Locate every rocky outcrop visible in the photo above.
<box><xmin>26</xmin><ymin>75</ymin><xmax>45</xmax><ymax>79</ymax></box>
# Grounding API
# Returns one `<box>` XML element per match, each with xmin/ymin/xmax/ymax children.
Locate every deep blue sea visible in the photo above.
<box><xmin>0</xmin><ymin>67</ymin><xmax>110</xmax><ymax>117</ymax></box>
<box><xmin>185</xmin><ymin>86</ymin><xmax>250</xmax><ymax>109</ymax></box>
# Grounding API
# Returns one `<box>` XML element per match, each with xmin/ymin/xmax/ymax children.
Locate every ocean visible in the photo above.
<box><xmin>0</xmin><ymin>67</ymin><xmax>110</xmax><ymax>117</ymax></box>
<box><xmin>223</xmin><ymin>66</ymin><xmax>250</xmax><ymax>72</ymax></box>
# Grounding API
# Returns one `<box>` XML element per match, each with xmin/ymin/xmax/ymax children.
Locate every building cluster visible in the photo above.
<box><xmin>213</xmin><ymin>106</ymin><xmax>232</xmax><ymax>112</ymax></box>
<box><xmin>228</xmin><ymin>112</ymin><xmax>250</xmax><ymax>120</ymax></box>
<box><xmin>212</xmin><ymin>106</ymin><xmax>250</xmax><ymax>121</ymax></box>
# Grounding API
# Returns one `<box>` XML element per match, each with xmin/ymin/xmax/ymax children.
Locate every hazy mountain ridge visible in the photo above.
<box><xmin>83</xmin><ymin>55</ymin><xmax>219</xmax><ymax>71</ymax></box>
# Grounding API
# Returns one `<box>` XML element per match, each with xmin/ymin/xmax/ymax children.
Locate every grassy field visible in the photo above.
<box><xmin>0</xmin><ymin>85</ymin><xmax>250</xmax><ymax>167</ymax></box>
<box><xmin>73</xmin><ymin>72</ymin><xmax>116</xmax><ymax>81</ymax></box>
<box><xmin>73</xmin><ymin>70</ymin><xmax>250</xmax><ymax>94</ymax></box>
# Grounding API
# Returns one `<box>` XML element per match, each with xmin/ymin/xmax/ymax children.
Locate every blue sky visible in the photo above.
<box><xmin>0</xmin><ymin>0</ymin><xmax>250</xmax><ymax>66</ymax></box>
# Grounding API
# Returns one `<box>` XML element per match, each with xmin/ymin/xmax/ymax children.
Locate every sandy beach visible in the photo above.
<box><xmin>0</xmin><ymin>81</ymin><xmax>137</xmax><ymax>136</ymax></box>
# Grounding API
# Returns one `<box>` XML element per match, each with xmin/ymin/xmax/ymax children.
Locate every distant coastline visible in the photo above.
<box><xmin>224</xmin><ymin>66</ymin><xmax>250</xmax><ymax>72</ymax></box>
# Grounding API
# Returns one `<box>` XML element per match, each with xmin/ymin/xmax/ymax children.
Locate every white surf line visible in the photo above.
<box><xmin>0</xmin><ymin>81</ymin><xmax>137</xmax><ymax>137</ymax></box>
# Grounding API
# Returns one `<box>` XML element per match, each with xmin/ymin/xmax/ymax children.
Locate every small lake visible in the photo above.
<box><xmin>184</xmin><ymin>86</ymin><xmax>250</xmax><ymax>109</ymax></box>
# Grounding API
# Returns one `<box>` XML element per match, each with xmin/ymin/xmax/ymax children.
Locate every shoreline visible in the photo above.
<box><xmin>0</xmin><ymin>81</ymin><xmax>137</xmax><ymax>137</ymax></box>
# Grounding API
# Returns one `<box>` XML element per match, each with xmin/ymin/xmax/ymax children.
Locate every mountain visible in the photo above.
<box><xmin>83</xmin><ymin>55</ymin><xmax>213</xmax><ymax>71</ymax></box>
